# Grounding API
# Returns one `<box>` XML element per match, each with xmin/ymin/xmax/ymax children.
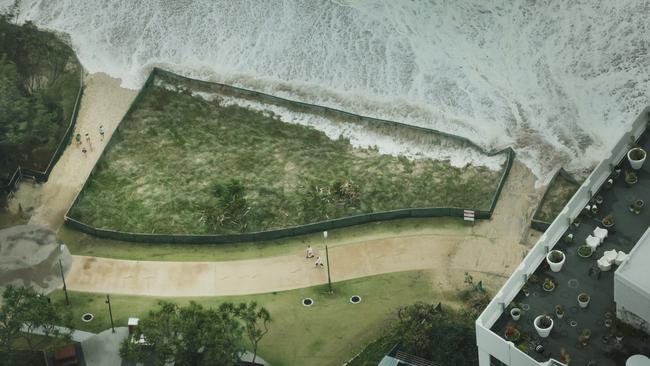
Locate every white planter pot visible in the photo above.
<box><xmin>510</xmin><ymin>308</ymin><xmax>521</xmax><ymax>321</ymax></box>
<box><xmin>628</xmin><ymin>147</ymin><xmax>647</xmax><ymax>170</ymax></box>
<box><xmin>546</xmin><ymin>250</ymin><xmax>566</xmax><ymax>272</ymax></box>
<box><xmin>578</xmin><ymin>293</ymin><xmax>590</xmax><ymax>308</ymax></box>
<box><xmin>534</xmin><ymin>315</ymin><xmax>553</xmax><ymax>338</ymax></box>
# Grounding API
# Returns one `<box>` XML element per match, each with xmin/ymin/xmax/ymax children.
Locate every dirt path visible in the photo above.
<box><xmin>10</xmin><ymin>73</ymin><xmax>137</xmax><ymax>230</ymax></box>
<box><xmin>67</xmin><ymin>162</ymin><xmax>543</xmax><ymax>297</ymax></box>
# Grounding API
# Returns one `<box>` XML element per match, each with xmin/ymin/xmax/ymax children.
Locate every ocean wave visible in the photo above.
<box><xmin>5</xmin><ymin>0</ymin><xmax>649</xmax><ymax>182</ymax></box>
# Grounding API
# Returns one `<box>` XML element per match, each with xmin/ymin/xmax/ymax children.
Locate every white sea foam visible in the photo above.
<box><xmin>186</xmin><ymin>89</ymin><xmax>506</xmax><ymax>170</ymax></box>
<box><xmin>5</xmin><ymin>0</ymin><xmax>650</xmax><ymax>183</ymax></box>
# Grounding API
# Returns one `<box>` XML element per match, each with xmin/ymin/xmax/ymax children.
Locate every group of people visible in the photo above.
<box><xmin>306</xmin><ymin>244</ymin><xmax>324</xmax><ymax>267</ymax></box>
<box><xmin>75</xmin><ymin>125</ymin><xmax>105</xmax><ymax>157</ymax></box>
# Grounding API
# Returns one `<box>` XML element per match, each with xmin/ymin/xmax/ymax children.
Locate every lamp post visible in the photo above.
<box><xmin>324</xmin><ymin>231</ymin><xmax>332</xmax><ymax>294</ymax></box>
<box><xmin>106</xmin><ymin>294</ymin><xmax>115</xmax><ymax>333</ymax></box>
<box><xmin>58</xmin><ymin>258</ymin><xmax>69</xmax><ymax>306</ymax></box>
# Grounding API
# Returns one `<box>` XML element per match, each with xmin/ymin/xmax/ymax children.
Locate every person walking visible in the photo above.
<box><xmin>315</xmin><ymin>256</ymin><xmax>324</xmax><ymax>267</ymax></box>
<box><xmin>99</xmin><ymin>125</ymin><xmax>105</xmax><ymax>141</ymax></box>
<box><xmin>82</xmin><ymin>146</ymin><xmax>87</xmax><ymax>157</ymax></box>
<box><xmin>306</xmin><ymin>245</ymin><xmax>314</xmax><ymax>258</ymax></box>
<box><xmin>75</xmin><ymin>133</ymin><xmax>81</xmax><ymax>147</ymax></box>
<box><xmin>85</xmin><ymin>133</ymin><xmax>93</xmax><ymax>151</ymax></box>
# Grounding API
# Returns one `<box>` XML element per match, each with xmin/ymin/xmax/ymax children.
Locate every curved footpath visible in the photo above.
<box><xmin>10</xmin><ymin>73</ymin><xmax>542</xmax><ymax>297</ymax></box>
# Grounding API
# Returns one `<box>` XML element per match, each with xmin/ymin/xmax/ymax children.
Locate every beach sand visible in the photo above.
<box><xmin>9</xmin><ymin>73</ymin><xmax>137</xmax><ymax>230</ymax></box>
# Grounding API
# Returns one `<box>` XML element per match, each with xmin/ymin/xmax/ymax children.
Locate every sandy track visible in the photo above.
<box><xmin>20</xmin><ymin>73</ymin><xmax>137</xmax><ymax>230</ymax></box>
<box><xmin>67</xmin><ymin>162</ymin><xmax>541</xmax><ymax>297</ymax></box>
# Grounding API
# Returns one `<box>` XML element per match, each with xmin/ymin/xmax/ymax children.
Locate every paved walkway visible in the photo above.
<box><xmin>22</xmin><ymin>324</ymin><xmax>95</xmax><ymax>342</ymax></box>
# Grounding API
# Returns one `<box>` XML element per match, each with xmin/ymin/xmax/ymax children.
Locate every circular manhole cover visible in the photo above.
<box><xmin>350</xmin><ymin>295</ymin><xmax>362</xmax><ymax>304</ymax></box>
<box><xmin>521</xmin><ymin>303</ymin><xmax>530</xmax><ymax>311</ymax></box>
<box><xmin>570</xmin><ymin>320</ymin><xmax>578</xmax><ymax>327</ymax></box>
<box><xmin>81</xmin><ymin>313</ymin><xmax>94</xmax><ymax>322</ymax></box>
<box><xmin>567</xmin><ymin>279</ymin><xmax>579</xmax><ymax>288</ymax></box>
<box><xmin>302</xmin><ymin>298</ymin><xmax>314</xmax><ymax>307</ymax></box>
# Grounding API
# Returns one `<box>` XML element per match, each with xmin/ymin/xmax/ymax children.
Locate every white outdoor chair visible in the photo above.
<box><xmin>586</xmin><ymin>235</ymin><xmax>601</xmax><ymax>251</ymax></box>
<box><xmin>598</xmin><ymin>257</ymin><xmax>612</xmax><ymax>271</ymax></box>
<box><xmin>615</xmin><ymin>251</ymin><xmax>628</xmax><ymax>265</ymax></box>
<box><xmin>593</xmin><ymin>227</ymin><xmax>608</xmax><ymax>243</ymax></box>
<box><xmin>603</xmin><ymin>249</ymin><xmax>618</xmax><ymax>264</ymax></box>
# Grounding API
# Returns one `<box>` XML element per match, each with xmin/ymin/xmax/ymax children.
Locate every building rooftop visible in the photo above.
<box><xmin>487</xmin><ymin>128</ymin><xmax>650</xmax><ymax>365</ymax></box>
<box><xmin>616</xmin><ymin>227</ymin><xmax>650</xmax><ymax>296</ymax></box>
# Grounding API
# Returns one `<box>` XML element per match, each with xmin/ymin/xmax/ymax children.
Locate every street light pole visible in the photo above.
<box><xmin>324</xmin><ymin>231</ymin><xmax>332</xmax><ymax>294</ymax></box>
<box><xmin>106</xmin><ymin>294</ymin><xmax>115</xmax><ymax>333</ymax></box>
<box><xmin>58</xmin><ymin>259</ymin><xmax>69</xmax><ymax>306</ymax></box>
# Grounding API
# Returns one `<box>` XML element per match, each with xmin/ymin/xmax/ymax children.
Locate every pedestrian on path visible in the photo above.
<box><xmin>306</xmin><ymin>245</ymin><xmax>314</xmax><ymax>258</ymax></box>
<box><xmin>99</xmin><ymin>125</ymin><xmax>105</xmax><ymax>141</ymax></box>
<box><xmin>75</xmin><ymin>133</ymin><xmax>81</xmax><ymax>147</ymax></box>
<box><xmin>82</xmin><ymin>147</ymin><xmax>87</xmax><ymax>157</ymax></box>
<box><xmin>85</xmin><ymin>133</ymin><xmax>93</xmax><ymax>151</ymax></box>
<box><xmin>315</xmin><ymin>256</ymin><xmax>324</xmax><ymax>267</ymax></box>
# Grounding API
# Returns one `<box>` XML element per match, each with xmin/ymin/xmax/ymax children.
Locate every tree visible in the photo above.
<box><xmin>120</xmin><ymin>301</ymin><xmax>245</xmax><ymax>366</ymax></box>
<box><xmin>235</xmin><ymin>302</ymin><xmax>271</xmax><ymax>365</ymax></box>
<box><xmin>0</xmin><ymin>285</ymin><xmax>73</xmax><ymax>363</ymax></box>
<box><xmin>394</xmin><ymin>302</ymin><xmax>478</xmax><ymax>365</ymax></box>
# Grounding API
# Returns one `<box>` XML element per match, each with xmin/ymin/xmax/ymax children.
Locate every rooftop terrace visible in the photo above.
<box><xmin>489</xmin><ymin>130</ymin><xmax>650</xmax><ymax>365</ymax></box>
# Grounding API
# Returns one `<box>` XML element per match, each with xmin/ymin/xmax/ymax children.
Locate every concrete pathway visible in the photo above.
<box><xmin>80</xmin><ymin>327</ymin><xmax>128</xmax><ymax>366</ymax></box>
<box><xmin>22</xmin><ymin>324</ymin><xmax>96</xmax><ymax>342</ymax></box>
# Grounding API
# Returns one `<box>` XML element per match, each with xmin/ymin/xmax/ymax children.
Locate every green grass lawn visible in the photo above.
<box><xmin>534</xmin><ymin>173</ymin><xmax>580</xmax><ymax>223</ymax></box>
<box><xmin>49</xmin><ymin>270</ymin><xmax>456</xmax><ymax>366</ymax></box>
<box><xmin>68</xmin><ymin>72</ymin><xmax>504</xmax><ymax>235</ymax></box>
<box><xmin>60</xmin><ymin>216</ymin><xmax>471</xmax><ymax>261</ymax></box>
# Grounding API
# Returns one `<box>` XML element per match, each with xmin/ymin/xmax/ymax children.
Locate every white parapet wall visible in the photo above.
<box><xmin>475</xmin><ymin>106</ymin><xmax>650</xmax><ymax>366</ymax></box>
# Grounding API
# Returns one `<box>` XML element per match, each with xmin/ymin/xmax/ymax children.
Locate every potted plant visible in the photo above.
<box><xmin>522</xmin><ymin>284</ymin><xmax>530</xmax><ymax>297</ymax></box>
<box><xmin>504</xmin><ymin>324</ymin><xmax>521</xmax><ymax>342</ymax></box>
<box><xmin>591</xmin><ymin>204</ymin><xmax>599</xmax><ymax>214</ymax></box>
<box><xmin>560</xmin><ymin>348</ymin><xmax>571</xmax><ymax>365</ymax></box>
<box><xmin>578</xmin><ymin>293</ymin><xmax>590</xmax><ymax>308</ymax></box>
<box><xmin>573</xmin><ymin>217</ymin><xmax>581</xmax><ymax>227</ymax></box>
<box><xmin>555</xmin><ymin>305</ymin><xmax>565</xmax><ymax>319</ymax></box>
<box><xmin>542</xmin><ymin>278</ymin><xmax>556</xmax><ymax>292</ymax></box>
<box><xmin>510</xmin><ymin>307</ymin><xmax>522</xmax><ymax>321</ymax></box>
<box><xmin>534</xmin><ymin>314</ymin><xmax>554</xmax><ymax>338</ymax></box>
<box><xmin>563</xmin><ymin>233</ymin><xmax>574</xmax><ymax>244</ymax></box>
<box><xmin>546</xmin><ymin>250</ymin><xmax>566</xmax><ymax>272</ymax></box>
<box><xmin>595</xmin><ymin>195</ymin><xmax>604</xmax><ymax>205</ymax></box>
<box><xmin>631</xmin><ymin>199</ymin><xmax>644</xmax><ymax>215</ymax></box>
<box><xmin>627</xmin><ymin>147</ymin><xmax>646</xmax><ymax>170</ymax></box>
<box><xmin>579</xmin><ymin>329</ymin><xmax>592</xmax><ymax>346</ymax></box>
<box><xmin>625</xmin><ymin>170</ymin><xmax>638</xmax><ymax>186</ymax></box>
<box><xmin>602</xmin><ymin>214</ymin><xmax>615</xmax><ymax>228</ymax></box>
<box><xmin>577</xmin><ymin>245</ymin><xmax>593</xmax><ymax>258</ymax></box>
<box><xmin>517</xmin><ymin>343</ymin><xmax>528</xmax><ymax>353</ymax></box>
<box><xmin>604</xmin><ymin>178</ymin><xmax>614</xmax><ymax>189</ymax></box>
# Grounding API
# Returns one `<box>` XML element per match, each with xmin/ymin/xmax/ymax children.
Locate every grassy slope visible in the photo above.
<box><xmin>69</xmin><ymin>84</ymin><xmax>503</xmax><ymax>235</ymax></box>
<box><xmin>49</xmin><ymin>270</ymin><xmax>453</xmax><ymax>366</ymax></box>
<box><xmin>535</xmin><ymin>174</ymin><xmax>579</xmax><ymax>223</ymax></box>
<box><xmin>59</xmin><ymin>216</ymin><xmax>471</xmax><ymax>261</ymax></box>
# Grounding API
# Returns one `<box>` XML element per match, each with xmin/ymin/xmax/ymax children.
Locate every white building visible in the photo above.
<box><xmin>475</xmin><ymin>107</ymin><xmax>650</xmax><ymax>366</ymax></box>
